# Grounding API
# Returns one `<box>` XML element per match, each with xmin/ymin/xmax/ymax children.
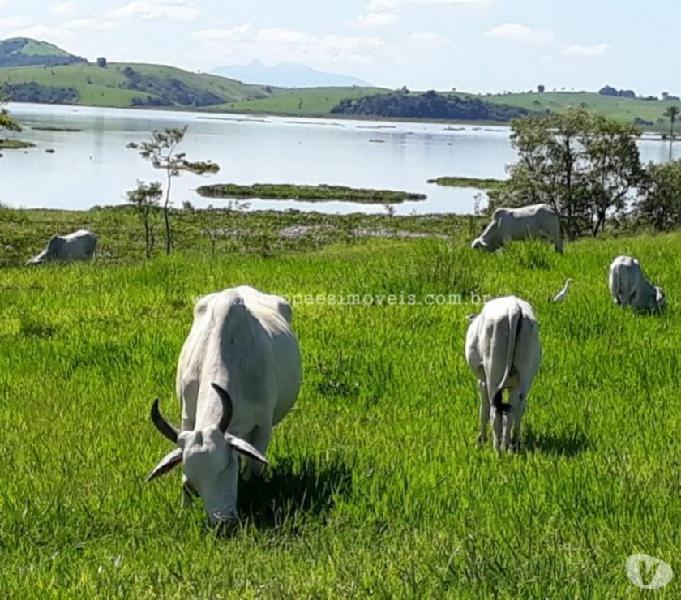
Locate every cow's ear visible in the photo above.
<box><xmin>147</xmin><ymin>448</ymin><xmax>183</xmax><ymax>482</ymax></box>
<box><xmin>466</xmin><ymin>313</ymin><xmax>478</xmax><ymax>323</ymax></box>
<box><xmin>225</xmin><ymin>434</ymin><xmax>268</xmax><ymax>465</ymax></box>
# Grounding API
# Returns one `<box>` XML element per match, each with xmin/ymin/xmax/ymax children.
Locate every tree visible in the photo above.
<box><xmin>599</xmin><ymin>85</ymin><xmax>619</xmax><ymax>97</ymax></box>
<box><xmin>0</xmin><ymin>102</ymin><xmax>21</xmax><ymax>135</ymax></box>
<box><xmin>580</xmin><ymin>116</ymin><xmax>643</xmax><ymax>234</ymax></box>
<box><xmin>537</xmin><ymin>84</ymin><xmax>545</xmax><ymax>94</ymax></box>
<box><xmin>126</xmin><ymin>180</ymin><xmax>161</xmax><ymax>258</ymax></box>
<box><xmin>636</xmin><ymin>161</ymin><xmax>681</xmax><ymax>230</ymax></box>
<box><xmin>494</xmin><ymin>109</ymin><xmax>643</xmax><ymax>238</ymax></box>
<box><xmin>665</xmin><ymin>105</ymin><xmax>679</xmax><ymax>138</ymax></box>
<box><xmin>138</xmin><ymin>127</ymin><xmax>188</xmax><ymax>254</ymax></box>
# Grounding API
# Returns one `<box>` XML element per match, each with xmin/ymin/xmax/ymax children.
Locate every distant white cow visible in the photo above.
<box><xmin>465</xmin><ymin>296</ymin><xmax>541</xmax><ymax>452</ymax></box>
<box><xmin>472</xmin><ymin>204</ymin><xmax>563</xmax><ymax>253</ymax></box>
<box><xmin>147</xmin><ymin>285</ymin><xmax>302</xmax><ymax>525</ymax></box>
<box><xmin>27</xmin><ymin>229</ymin><xmax>97</xmax><ymax>265</ymax></box>
<box><xmin>609</xmin><ymin>256</ymin><xmax>666</xmax><ymax>313</ymax></box>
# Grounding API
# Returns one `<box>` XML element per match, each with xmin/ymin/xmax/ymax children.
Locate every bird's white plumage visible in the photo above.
<box><xmin>552</xmin><ymin>278</ymin><xmax>572</xmax><ymax>303</ymax></box>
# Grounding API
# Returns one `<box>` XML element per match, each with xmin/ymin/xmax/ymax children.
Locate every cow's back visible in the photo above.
<box><xmin>61</xmin><ymin>230</ymin><xmax>97</xmax><ymax>259</ymax></box>
<box><xmin>609</xmin><ymin>256</ymin><xmax>642</xmax><ymax>305</ymax></box>
<box><xmin>177</xmin><ymin>286</ymin><xmax>301</xmax><ymax>432</ymax></box>
<box><xmin>499</xmin><ymin>204</ymin><xmax>558</xmax><ymax>239</ymax></box>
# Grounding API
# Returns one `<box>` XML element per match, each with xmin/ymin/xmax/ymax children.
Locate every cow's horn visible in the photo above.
<box><xmin>150</xmin><ymin>398</ymin><xmax>179</xmax><ymax>444</ymax></box>
<box><xmin>212</xmin><ymin>383</ymin><xmax>233</xmax><ymax>434</ymax></box>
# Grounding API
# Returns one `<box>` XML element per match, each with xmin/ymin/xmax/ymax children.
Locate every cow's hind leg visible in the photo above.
<box><xmin>242</xmin><ymin>423</ymin><xmax>272</xmax><ymax>481</ymax></box>
<box><xmin>491</xmin><ymin>390</ymin><xmax>505</xmax><ymax>452</ymax></box>
<box><xmin>477</xmin><ymin>381</ymin><xmax>490</xmax><ymax>446</ymax></box>
<box><xmin>507</xmin><ymin>386</ymin><xmax>527</xmax><ymax>453</ymax></box>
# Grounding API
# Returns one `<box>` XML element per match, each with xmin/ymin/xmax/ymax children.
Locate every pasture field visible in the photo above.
<box><xmin>479</xmin><ymin>92</ymin><xmax>681</xmax><ymax>132</ymax></box>
<box><xmin>217</xmin><ymin>86</ymin><xmax>386</xmax><ymax>117</ymax></box>
<box><xmin>1</xmin><ymin>212</ymin><xmax>680</xmax><ymax>598</ymax></box>
<box><xmin>0</xmin><ymin>63</ymin><xmax>271</xmax><ymax>108</ymax></box>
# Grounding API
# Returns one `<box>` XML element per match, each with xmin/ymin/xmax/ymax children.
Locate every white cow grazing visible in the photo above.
<box><xmin>147</xmin><ymin>285</ymin><xmax>302</xmax><ymax>525</ymax></box>
<box><xmin>465</xmin><ymin>296</ymin><xmax>541</xmax><ymax>452</ymax></box>
<box><xmin>609</xmin><ymin>256</ymin><xmax>666</xmax><ymax>313</ymax></box>
<box><xmin>472</xmin><ymin>204</ymin><xmax>563</xmax><ymax>253</ymax></box>
<box><xmin>27</xmin><ymin>229</ymin><xmax>97</xmax><ymax>265</ymax></box>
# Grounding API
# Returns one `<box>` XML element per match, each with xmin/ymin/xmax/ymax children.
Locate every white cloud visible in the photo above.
<box><xmin>7</xmin><ymin>24</ymin><xmax>73</xmax><ymax>42</ymax></box>
<box><xmin>65</xmin><ymin>18</ymin><xmax>118</xmax><ymax>31</ymax></box>
<box><xmin>408</xmin><ymin>0</ymin><xmax>487</xmax><ymax>3</ymax></box>
<box><xmin>562</xmin><ymin>43</ymin><xmax>610</xmax><ymax>57</ymax></box>
<box><xmin>357</xmin><ymin>11</ymin><xmax>399</xmax><ymax>28</ymax></box>
<box><xmin>51</xmin><ymin>1</ymin><xmax>78</xmax><ymax>16</ymax></box>
<box><xmin>0</xmin><ymin>16</ymin><xmax>32</xmax><ymax>29</ymax></box>
<box><xmin>368</xmin><ymin>0</ymin><xmax>398</xmax><ymax>8</ymax></box>
<box><xmin>108</xmin><ymin>0</ymin><xmax>201</xmax><ymax>21</ymax></box>
<box><xmin>408</xmin><ymin>32</ymin><xmax>450</xmax><ymax>46</ymax></box>
<box><xmin>193</xmin><ymin>24</ymin><xmax>384</xmax><ymax>66</ymax></box>
<box><xmin>484</xmin><ymin>23</ymin><xmax>554</xmax><ymax>44</ymax></box>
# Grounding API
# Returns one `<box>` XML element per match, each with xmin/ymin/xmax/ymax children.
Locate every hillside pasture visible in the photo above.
<box><xmin>0</xmin><ymin>213</ymin><xmax>679</xmax><ymax>597</ymax></box>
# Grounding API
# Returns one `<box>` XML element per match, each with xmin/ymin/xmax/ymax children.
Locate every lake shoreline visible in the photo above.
<box><xmin>6</xmin><ymin>99</ymin><xmax>678</xmax><ymax>137</ymax></box>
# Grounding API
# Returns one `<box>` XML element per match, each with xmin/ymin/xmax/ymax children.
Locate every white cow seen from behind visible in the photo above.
<box><xmin>472</xmin><ymin>204</ymin><xmax>563</xmax><ymax>253</ymax></box>
<box><xmin>609</xmin><ymin>256</ymin><xmax>665</xmax><ymax>313</ymax></box>
<box><xmin>27</xmin><ymin>229</ymin><xmax>97</xmax><ymax>265</ymax></box>
<box><xmin>465</xmin><ymin>296</ymin><xmax>541</xmax><ymax>452</ymax></box>
<box><xmin>147</xmin><ymin>285</ymin><xmax>302</xmax><ymax>525</ymax></box>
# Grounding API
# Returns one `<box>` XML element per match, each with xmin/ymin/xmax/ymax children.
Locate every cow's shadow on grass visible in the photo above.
<box><xmin>523</xmin><ymin>426</ymin><xmax>589</xmax><ymax>457</ymax></box>
<box><xmin>237</xmin><ymin>454</ymin><xmax>352</xmax><ymax>530</ymax></box>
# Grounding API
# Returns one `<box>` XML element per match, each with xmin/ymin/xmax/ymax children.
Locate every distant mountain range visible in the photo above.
<box><xmin>212</xmin><ymin>60</ymin><xmax>372</xmax><ymax>88</ymax></box>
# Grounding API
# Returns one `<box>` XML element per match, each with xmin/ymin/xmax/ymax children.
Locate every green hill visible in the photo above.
<box><xmin>0</xmin><ymin>37</ymin><xmax>86</xmax><ymax>68</ymax></box>
<box><xmin>217</xmin><ymin>86</ymin><xmax>387</xmax><ymax>116</ymax></box>
<box><xmin>1</xmin><ymin>38</ymin><xmax>679</xmax><ymax>129</ymax></box>
<box><xmin>477</xmin><ymin>91</ymin><xmax>681</xmax><ymax>132</ymax></box>
<box><xmin>0</xmin><ymin>61</ymin><xmax>275</xmax><ymax>108</ymax></box>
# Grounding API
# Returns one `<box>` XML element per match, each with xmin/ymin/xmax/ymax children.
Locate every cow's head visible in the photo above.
<box><xmin>654</xmin><ymin>286</ymin><xmax>666</xmax><ymax>312</ymax></box>
<box><xmin>26</xmin><ymin>236</ymin><xmax>63</xmax><ymax>265</ymax></box>
<box><xmin>471</xmin><ymin>214</ymin><xmax>503</xmax><ymax>252</ymax></box>
<box><xmin>147</xmin><ymin>383</ymin><xmax>267</xmax><ymax>525</ymax></box>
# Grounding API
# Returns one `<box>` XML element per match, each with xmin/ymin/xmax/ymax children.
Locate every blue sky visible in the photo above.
<box><xmin>0</xmin><ymin>0</ymin><xmax>677</xmax><ymax>95</ymax></box>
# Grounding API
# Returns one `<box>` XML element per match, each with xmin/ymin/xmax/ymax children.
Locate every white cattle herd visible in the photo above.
<box><xmin>25</xmin><ymin>222</ymin><xmax>666</xmax><ymax>524</ymax></box>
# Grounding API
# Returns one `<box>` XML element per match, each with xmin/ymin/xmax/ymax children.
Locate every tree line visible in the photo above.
<box><xmin>331</xmin><ymin>89</ymin><xmax>531</xmax><ymax>122</ymax></box>
<box><xmin>488</xmin><ymin>108</ymin><xmax>681</xmax><ymax>237</ymax></box>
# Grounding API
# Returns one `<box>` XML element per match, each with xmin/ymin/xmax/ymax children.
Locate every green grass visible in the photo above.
<box><xmin>0</xmin><ymin>138</ymin><xmax>35</xmax><ymax>149</ymax></box>
<box><xmin>0</xmin><ymin>207</ymin><xmax>474</xmax><ymax>266</ymax></box>
<box><xmin>18</xmin><ymin>38</ymin><xmax>71</xmax><ymax>58</ymax></box>
<box><xmin>0</xmin><ymin>62</ymin><xmax>272</xmax><ymax>108</ymax></box>
<box><xmin>31</xmin><ymin>125</ymin><xmax>81</xmax><ymax>132</ymax></box>
<box><xmin>477</xmin><ymin>92</ymin><xmax>681</xmax><ymax>132</ymax></box>
<box><xmin>0</xmin><ymin>211</ymin><xmax>680</xmax><ymax>597</ymax></box>
<box><xmin>427</xmin><ymin>176</ymin><xmax>507</xmax><ymax>191</ymax></box>
<box><xmin>196</xmin><ymin>183</ymin><xmax>427</xmax><ymax>204</ymax></box>
<box><xmin>213</xmin><ymin>86</ymin><xmax>387</xmax><ymax>116</ymax></box>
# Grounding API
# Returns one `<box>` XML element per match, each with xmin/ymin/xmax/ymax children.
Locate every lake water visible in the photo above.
<box><xmin>2</xmin><ymin>102</ymin><xmax>680</xmax><ymax>215</ymax></box>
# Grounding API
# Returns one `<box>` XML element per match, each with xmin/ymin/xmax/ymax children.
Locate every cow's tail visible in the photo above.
<box><xmin>489</xmin><ymin>304</ymin><xmax>521</xmax><ymax>413</ymax></box>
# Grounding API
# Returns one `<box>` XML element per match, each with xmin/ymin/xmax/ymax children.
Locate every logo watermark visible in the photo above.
<box><xmin>285</xmin><ymin>292</ymin><xmax>493</xmax><ymax>308</ymax></box>
<box><xmin>626</xmin><ymin>554</ymin><xmax>674</xmax><ymax>590</ymax></box>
